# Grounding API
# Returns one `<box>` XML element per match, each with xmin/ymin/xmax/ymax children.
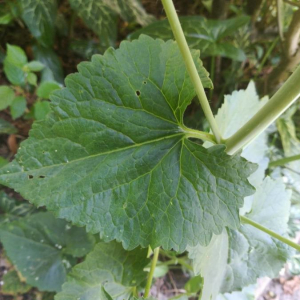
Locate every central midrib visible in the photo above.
<box><xmin>2</xmin><ymin>132</ymin><xmax>185</xmax><ymax>174</ymax></box>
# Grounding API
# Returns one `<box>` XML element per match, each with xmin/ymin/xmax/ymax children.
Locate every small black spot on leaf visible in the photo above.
<box><xmin>143</xmin><ymin>81</ymin><xmax>147</xmax><ymax>84</ymax></box>
<box><xmin>38</xmin><ymin>175</ymin><xmax>46</xmax><ymax>179</ymax></box>
<box><xmin>28</xmin><ymin>175</ymin><xmax>33</xmax><ymax>179</ymax></box>
<box><xmin>136</xmin><ymin>90</ymin><xmax>141</xmax><ymax>96</ymax></box>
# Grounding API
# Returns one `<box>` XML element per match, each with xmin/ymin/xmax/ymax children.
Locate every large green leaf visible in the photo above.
<box><xmin>19</xmin><ymin>0</ymin><xmax>57</xmax><ymax>47</ymax></box>
<box><xmin>0</xmin><ymin>212</ymin><xmax>95</xmax><ymax>292</ymax></box>
<box><xmin>55</xmin><ymin>241</ymin><xmax>149</xmax><ymax>300</ymax></box>
<box><xmin>0</xmin><ymin>36</ymin><xmax>256</xmax><ymax>252</ymax></box>
<box><xmin>129</xmin><ymin>16</ymin><xmax>250</xmax><ymax>61</ymax></box>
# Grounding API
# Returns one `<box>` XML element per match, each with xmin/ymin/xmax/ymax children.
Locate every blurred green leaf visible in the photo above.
<box><xmin>216</xmin><ymin>285</ymin><xmax>255</xmax><ymax>300</ymax></box>
<box><xmin>0</xmin><ymin>157</ymin><xmax>8</xmax><ymax>168</ymax></box>
<box><xmin>69</xmin><ymin>0</ymin><xmax>117</xmax><ymax>49</ymax></box>
<box><xmin>188</xmin><ymin>230</ymin><xmax>229</xmax><ymax>300</ymax></box>
<box><xmin>37</xmin><ymin>81</ymin><xmax>61</xmax><ymax>99</ymax></box>
<box><xmin>33</xmin><ymin>45</ymin><xmax>64</xmax><ymax>84</ymax></box>
<box><xmin>129</xmin><ymin>16</ymin><xmax>250</xmax><ymax>61</ymax></box>
<box><xmin>70</xmin><ymin>39</ymin><xmax>106</xmax><ymax>59</ymax></box>
<box><xmin>0</xmin><ymin>212</ymin><xmax>96</xmax><ymax>292</ymax></box>
<box><xmin>56</xmin><ymin>241</ymin><xmax>149</xmax><ymax>300</ymax></box>
<box><xmin>19</xmin><ymin>0</ymin><xmax>57</xmax><ymax>47</ymax></box>
<box><xmin>0</xmin><ymin>12</ymin><xmax>13</xmax><ymax>24</ymax></box>
<box><xmin>209</xmin><ymin>42</ymin><xmax>247</xmax><ymax>61</ymax></box>
<box><xmin>33</xmin><ymin>101</ymin><xmax>51</xmax><ymax>120</ymax></box>
<box><xmin>69</xmin><ymin>0</ymin><xmax>154</xmax><ymax>50</ymax></box>
<box><xmin>10</xmin><ymin>96</ymin><xmax>27</xmax><ymax>119</ymax></box>
<box><xmin>25</xmin><ymin>61</ymin><xmax>45</xmax><ymax>72</ymax></box>
<box><xmin>153</xmin><ymin>263</ymin><xmax>169</xmax><ymax>278</ymax></box>
<box><xmin>105</xmin><ymin>0</ymin><xmax>154</xmax><ymax>26</ymax></box>
<box><xmin>3</xmin><ymin>60</ymin><xmax>25</xmax><ymax>86</ymax></box>
<box><xmin>0</xmin><ymin>191</ymin><xmax>35</xmax><ymax>225</ymax></box>
<box><xmin>27</xmin><ymin>72</ymin><xmax>38</xmax><ymax>86</ymax></box>
<box><xmin>0</xmin><ymin>2</ymin><xmax>15</xmax><ymax>24</ymax></box>
<box><xmin>0</xmin><ymin>118</ymin><xmax>17</xmax><ymax>134</ymax></box>
<box><xmin>5</xmin><ymin>44</ymin><xmax>27</xmax><ymax>66</ymax></box>
<box><xmin>184</xmin><ymin>275</ymin><xmax>203</xmax><ymax>294</ymax></box>
<box><xmin>4</xmin><ymin>44</ymin><xmax>28</xmax><ymax>86</ymax></box>
<box><xmin>276</xmin><ymin>106</ymin><xmax>300</xmax><ymax>201</ymax></box>
<box><xmin>1</xmin><ymin>270</ymin><xmax>32</xmax><ymax>295</ymax></box>
<box><xmin>0</xmin><ymin>86</ymin><xmax>15</xmax><ymax>110</ymax></box>
<box><xmin>55</xmin><ymin>13</ymin><xmax>69</xmax><ymax>36</ymax></box>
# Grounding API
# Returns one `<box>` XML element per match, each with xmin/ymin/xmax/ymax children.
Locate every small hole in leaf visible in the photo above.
<box><xmin>136</xmin><ymin>90</ymin><xmax>141</xmax><ymax>96</ymax></box>
<box><xmin>38</xmin><ymin>175</ymin><xmax>46</xmax><ymax>179</ymax></box>
<box><xmin>28</xmin><ymin>175</ymin><xmax>33</xmax><ymax>179</ymax></box>
<box><xmin>143</xmin><ymin>81</ymin><xmax>147</xmax><ymax>85</ymax></box>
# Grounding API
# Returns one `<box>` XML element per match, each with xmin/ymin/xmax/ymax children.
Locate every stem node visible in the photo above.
<box><xmin>161</xmin><ymin>0</ymin><xmax>222</xmax><ymax>143</ymax></box>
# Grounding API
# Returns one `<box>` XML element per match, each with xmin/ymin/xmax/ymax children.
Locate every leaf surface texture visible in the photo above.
<box><xmin>0</xmin><ymin>36</ymin><xmax>256</xmax><ymax>251</ymax></box>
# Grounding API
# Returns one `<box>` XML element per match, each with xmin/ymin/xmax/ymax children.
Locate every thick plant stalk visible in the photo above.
<box><xmin>144</xmin><ymin>247</ymin><xmax>160</xmax><ymax>297</ymax></box>
<box><xmin>266</xmin><ymin>9</ymin><xmax>300</xmax><ymax>93</ymax></box>
<box><xmin>269</xmin><ymin>154</ymin><xmax>300</xmax><ymax>167</ymax></box>
<box><xmin>161</xmin><ymin>0</ymin><xmax>222</xmax><ymax>143</ymax></box>
<box><xmin>226</xmin><ymin>65</ymin><xmax>300</xmax><ymax>154</ymax></box>
<box><xmin>241</xmin><ymin>216</ymin><xmax>300</xmax><ymax>251</ymax></box>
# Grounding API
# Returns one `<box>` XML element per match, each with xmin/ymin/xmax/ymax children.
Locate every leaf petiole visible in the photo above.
<box><xmin>182</xmin><ymin>127</ymin><xmax>217</xmax><ymax>144</ymax></box>
<box><xmin>161</xmin><ymin>0</ymin><xmax>222</xmax><ymax>143</ymax></box>
<box><xmin>241</xmin><ymin>215</ymin><xmax>300</xmax><ymax>251</ymax></box>
<box><xmin>144</xmin><ymin>247</ymin><xmax>160</xmax><ymax>297</ymax></box>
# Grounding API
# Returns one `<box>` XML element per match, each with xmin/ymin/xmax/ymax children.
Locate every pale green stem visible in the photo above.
<box><xmin>209</xmin><ymin>56</ymin><xmax>216</xmax><ymax>100</ymax></box>
<box><xmin>277</xmin><ymin>0</ymin><xmax>284</xmax><ymax>41</ymax></box>
<box><xmin>241</xmin><ymin>216</ymin><xmax>300</xmax><ymax>251</ymax></box>
<box><xmin>269</xmin><ymin>154</ymin><xmax>300</xmax><ymax>167</ymax></box>
<box><xmin>225</xmin><ymin>65</ymin><xmax>300</xmax><ymax>155</ymax></box>
<box><xmin>132</xmin><ymin>286</ymin><xmax>138</xmax><ymax>297</ymax></box>
<box><xmin>144</xmin><ymin>247</ymin><xmax>160</xmax><ymax>297</ymax></box>
<box><xmin>161</xmin><ymin>0</ymin><xmax>222</xmax><ymax>143</ymax></box>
